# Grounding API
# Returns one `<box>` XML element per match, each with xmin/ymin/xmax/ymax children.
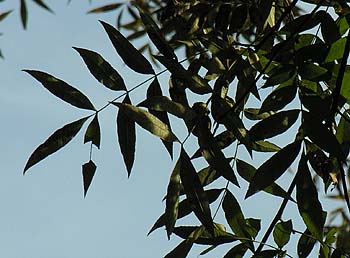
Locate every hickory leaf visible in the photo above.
<box><xmin>84</xmin><ymin>114</ymin><xmax>101</xmax><ymax>149</ymax></box>
<box><xmin>82</xmin><ymin>160</ymin><xmax>97</xmax><ymax>197</ymax></box>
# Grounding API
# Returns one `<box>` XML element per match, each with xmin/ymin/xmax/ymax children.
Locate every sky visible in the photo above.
<box><xmin>0</xmin><ymin>1</ymin><xmax>345</xmax><ymax>258</ymax></box>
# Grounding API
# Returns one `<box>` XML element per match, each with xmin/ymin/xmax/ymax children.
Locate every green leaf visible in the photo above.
<box><xmin>112</xmin><ymin>102</ymin><xmax>178</xmax><ymax>142</ymax></box>
<box><xmin>296</xmin><ymin>154</ymin><xmax>325</xmax><ymax>241</ymax></box>
<box><xmin>245</xmin><ymin>218</ymin><xmax>261</xmax><ymax>239</ymax></box>
<box><xmin>23</xmin><ymin>70</ymin><xmax>95</xmax><ymax>110</ymax></box>
<box><xmin>73</xmin><ymin>47</ymin><xmax>126</xmax><ymax>91</ymax></box>
<box><xmin>273</xmin><ymin>220</ymin><xmax>292</xmax><ymax>248</ymax></box>
<box><xmin>246</xmin><ymin>140</ymin><xmax>301</xmax><ymax>198</ymax></box>
<box><xmin>236</xmin><ymin>159</ymin><xmax>294</xmax><ymax>202</ymax></box>
<box><xmin>82</xmin><ymin>160</ymin><xmax>97</xmax><ymax>197</ymax></box>
<box><xmin>24</xmin><ymin>117</ymin><xmax>88</xmax><ymax>173</ymax></box>
<box><xmin>84</xmin><ymin>114</ymin><xmax>101</xmax><ymax>149</ymax></box>
<box><xmin>0</xmin><ymin>10</ymin><xmax>12</xmax><ymax>22</ymax></box>
<box><xmin>336</xmin><ymin>116</ymin><xmax>350</xmax><ymax>145</ymax></box>
<box><xmin>165</xmin><ymin>159</ymin><xmax>181</xmax><ymax>239</ymax></box>
<box><xmin>87</xmin><ymin>3</ymin><xmax>123</xmax><ymax>14</ymax></box>
<box><xmin>223</xmin><ymin>243</ymin><xmax>248</xmax><ymax>258</ymax></box>
<box><xmin>259</xmin><ymin>85</ymin><xmax>297</xmax><ymax>113</ymax></box>
<box><xmin>179</xmin><ymin>148</ymin><xmax>214</xmax><ymax>235</ymax></box>
<box><xmin>325</xmin><ymin>38</ymin><xmax>346</xmax><ymax>63</ymax></box>
<box><xmin>100</xmin><ymin>21</ymin><xmax>154</xmax><ymax>75</ymax></box>
<box><xmin>264</xmin><ymin>65</ymin><xmax>296</xmax><ymax>87</ymax></box>
<box><xmin>20</xmin><ymin>0</ymin><xmax>27</xmax><ymax>29</ymax></box>
<box><xmin>252</xmin><ymin>140</ymin><xmax>281</xmax><ymax>152</ymax></box>
<box><xmin>250</xmin><ymin>110</ymin><xmax>300</xmax><ymax>141</ymax></box>
<box><xmin>32</xmin><ymin>0</ymin><xmax>53</xmax><ymax>13</ymax></box>
<box><xmin>303</xmin><ymin>111</ymin><xmax>346</xmax><ymax>162</ymax></box>
<box><xmin>297</xmin><ymin>229</ymin><xmax>317</xmax><ymax>258</ymax></box>
<box><xmin>117</xmin><ymin>95</ymin><xmax>136</xmax><ymax>177</ymax></box>
<box><xmin>298</xmin><ymin>63</ymin><xmax>330</xmax><ymax>82</ymax></box>
<box><xmin>244</xmin><ymin>108</ymin><xmax>274</xmax><ymax>120</ymax></box>
<box><xmin>164</xmin><ymin>240</ymin><xmax>193</xmax><ymax>258</ymax></box>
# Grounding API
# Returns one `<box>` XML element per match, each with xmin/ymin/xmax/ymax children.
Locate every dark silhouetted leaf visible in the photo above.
<box><xmin>112</xmin><ymin>102</ymin><xmax>178</xmax><ymax>142</ymax></box>
<box><xmin>260</xmin><ymin>86</ymin><xmax>297</xmax><ymax>113</ymax></box>
<box><xmin>264</xmin><ymin>65</ymin><xmax>296</xmax><ymax>87</ymax></box>
<box><xmin>223</xmin><ymin>243</ymin><xmax>248</xmax><ymax>258</ymax></box>
<box><xmin>296</xmin><ymin>154</ymin><xmax>325</xmax><ymax>241</ymax></box>
<box><xmin>87</xmin><ymin>3</ymin><xmax>122</xmax><ymax>14</ymax></box>
<box><xmin>117</xmin><ymin>95</ymin><xmax>136</xmax><ymax>176</ymax></box>
<box><xmin>164</xmin><ymin>240</ymin><xmax>193</xmax><ymax>258</ymax></box>
<box><xmin>179</xmin><ymin>149</ymin><xmax>214</xmax><ymax>235</ymax></box>
<box><xmin>236</xmin><ymin>159</ymin><xmax>294</xmax><ymax>202</ymax></box>
<box><xmin>32</xmin><ymin>0</ymin><xmax>53</xmax><ymax>13</ymax></box>
<box><xmin>82</xmin><ymin>160</ymin><xmax>97</xmax><ymax>197</ymax></box>
<box><xmin>20</xmin><ymin>0</ymin><xmax>27</xmax><ymax>29</ymax></box>
<box><xmin>252</xmin><ymin>141</ymin><xmax>281</xmax><ymax>152</ymax></box>
<box><xmin>73</xmin><ymin>47</ymin><xmax>126</xmax><ymax>91</ymax></box>
<box><xmin>244</xmin><ymin>108</ymin><xmax>274</xmax><ymax>120</ymax></box>
<box><xmin>251</xmin><ymin>250</ymin><xmax>281</xmax><ymax>258</ymax></box>
<box><xmin>24</xmin><ymin>117</ymin><xmax>88</xmax><ymax>173</ymax></box>
<box><xmin>250</xmin><ymin>110</ymin><xmax>299</xmax><ymax>141</ymax></box>
<box><xmin>246</xmin><ymin>140</ymin><xmax>301</xmax><ymax>198</ymax></box>
<box><xmin>297</xmin><ymin>229</ymin><xmax>317</xmax><ymax>258</ymax></box>
<box><xmin>273</xmin><ymin>220</ymin><xmax>292</xmax><ymax>248</ymax></box>
<box><xmin>320</xmin><ymin>11</ymin><xmax>340</xmax><ymax>45</ymax></box>
<box><xmin>100</xmin><ymin>21</ymin><xmax>154</xmax><ymax>74</ymax></box>
<box><xmin>0</xmin><ymin>10</ymin><xmax>12</xmax><ymax>22</ymax></box>
<box><xmin>299</xmin><ymin>63</ymin><xmax>330</xmax><ymax>82</ymax></box>
<box><xmin>165</xmin><ymin>159</ymin><xmax>181</xmax><ymax>239</ymax></box>
<box><xmin>23</xmin><ymin>70</ymin><xmax>95</xmax><ymax>110</ymax></box>
<box><xmin>84</xmin><ymin>114</ymin><xmax>101</xmax><ymax>149</ymax></box>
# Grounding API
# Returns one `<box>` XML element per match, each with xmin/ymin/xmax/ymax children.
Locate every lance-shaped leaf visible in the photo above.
<box><xmin>296</xmin><ymin>154</ymin><xmax>325</xmax><ymax>241</ymax></box>
<box><xmin>303</xmin><ymin>111</ymin><xmax>347</xmax><ymax>162</ymax></box>
<box><xmin>244</xmin><ymin>108</ymin><xmax>274</xmax><ymax>120</ymax></box>
<box><xmin>246</xmin><ymin>140</ymin><xmax>301</xmax><ymax>198</ymax></box>
<box><xmin>224</xmin><ymin>243</ymin><xmax>249</xmax><ymax>258</ymax></box>
<box><xmin>24</xmin><ymin>117</ymin><xmax>88</xmax><ymax>173</ymax></box>
<box><xmin>259</xmin><ymin>85</ymin><xmax>297</xmax><ymax>113</ymax></box>
<box><xmin>87</xmin><ymin>3</ymin><xmax>123</xmax><ymax>14</ymax></box>
<box><xmin>164</xmin><ymin>240</ymin><xmax>193</xmax><ymax>258</ymax></box>
<box><xmin>0</xmin><ymin>10</ymin><xmax>12</xmax><ymax>22</ymax></box>
<box><xmin>273</xmin><ymin>220</ymin><xmax>292</xmax><ymax>248</ymax></box>
<box><xmin>117</xmin><ymin>95</ymin><xmax>136</xmax><ymax>176</ymax></box>
<box><xmin>165</xmin><ymin>159</ymin><xmax>181</xmax><ymax>239</ymax></box>
<box><xmin>23</xmin><ymin>70</ymin><xmax>95</xmax><ymax>110</ymax></box>
<box><xmin>223</xmin><ymin>190</ymin><xmax>254</xmax><ymax>250</ymax></box>
<box><xmin>32</xmin><ymin>0</ymin><xmax>53</xmax><ymax>13</ymax></box>
<box><xmin>148</xmin><ymin>189</ymin><xmax>223</xmax><ymax>235</ymax></box>
<box><xmin>73</xmin><ymin>47</ymin><xmax>126</xmax><ymax>91</ymax></box>
<box><xmin>138</xmin><ymin>7</ymin><xmax>177</xmax><ymax>61</ymax></box>
<box><xmin>297</xmin><ymin>228</ymin><xmax>317</xmax><ymax>258</ymax></box>
<box><xmin>100</xmin><ymin>21</ymin><xmax>154</xmax><ymax>75</ymax></box>
<box><xmin>179</xmin><ymin>149</ymin><xmax>214</xmax><ymax>235</ymax></box>
<box><xmin>250</xmin><ymin>110</ymin><xmax>299</xmax><ymax>141</ymax></box>
<box><xmin>84</xmin><ymin>114</ymin><xmax>101</xmax><ymax>149</ymax></box>
<box><xmin>112</xmin><ymin>102</ymin><xmax>178</xmax><ymax>142</ymax></box>
<box><xmin>20</xmin><ymin>0</ymin><xmax>27</xmax><ymax>29</ymax></box>
<box><xmin>82</xmin><ymin>160</ymin><xmax>97</xmax><ymax>197</ymax></box>
<box><xmin>146</xmin><ymin>78</ymin><xmax>173</xmax><ymax>158</ymax></box>
<box><xmin>252</xmin><ymin>141</ymin><xmax>281</xmax><ymax>152</ymax></box>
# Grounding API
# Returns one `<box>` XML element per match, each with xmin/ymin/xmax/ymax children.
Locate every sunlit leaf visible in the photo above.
<box><xmin>117</xmin><ymin>95</ymin><xmax>136</xmax><ymax>177</ymax></box>
<box><xmin>20</xmin><ymin>0</ymin><xmax>27</xmax><ymax>29</ymax></box>
<box><xmin>112</xmin><ymin>102</ymin><xmax>178</xmax><ymax>142</ymax></box>
<box><xmin>23</xmin><ymin>70</ymin><xmax>95</xmax><ymax>110</ymax></box>
<box><xmin>82</xmin><ymin>160</ymin><xmax>97</xmax><ymax>197</ymax></box>
<box><xmin>252</xmin><ymin>140</ymin><xmax>281</xmax><ymax>152</ymax></box>
<box><xmin>32</xmin><ymin>0</ymin><xmax>53</xmax><ymax>13</ymax></box>
<box><xmin>246</xmin><ymin>140</ymin><xmax>301</xmax><ymax>198</ymax></box>
<box><xmin>273</xmin><ymin>220</ymin><xmax>292</xmax><ymax>248</ymax></box>
<box><xmin>87</xmin><ymin>3</ymin><xmax>123</xmax><ymax>14</ymax></box>
<box><xmin>24</xmin><ymin>117</ymin><xmax>88</xmax><ymax>173</ymax></box>
<box><xmin>325</xmin><ymin>38</ymin><xmax>346</xmax><ymax>63</ymax></box>
<box><xmin>297</xmin><ymin>228</ymin><xmax>317</xmax><ymax>258</ymax></box>
<box><xmin>84</xmin><ymin>114</ymin><xmax>101</xmax><ymax>149</ymax></box>
<box><xmin>100</xmin><ymin>21</ymin><xmax>155</xmax><ymax>74</ymax></box>
<box><xmin>73</xmin><ymin>47</ymin><xmax>126</xmax><ymax>91</ymax></box>
<box><xmin>244</xmin><ymin>108</ymin><xmax>274</xmax><ymax>120</ymax></box>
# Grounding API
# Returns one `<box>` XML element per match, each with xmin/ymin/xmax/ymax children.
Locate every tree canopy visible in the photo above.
<box><xmin>6</xmin><ymin>0</ymin><xmax>350</xmax><ymax>257</ymax></box>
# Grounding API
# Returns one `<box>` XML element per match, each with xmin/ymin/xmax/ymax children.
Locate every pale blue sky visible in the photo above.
<box><xmin>0</xmin><ymin>1</ymin><xmax>344</xmax><ymax>258</ymax></box>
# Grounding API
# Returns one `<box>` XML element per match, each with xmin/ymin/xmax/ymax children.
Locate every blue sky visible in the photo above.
<box><xmin>0</xmin><ymin>1</ymin><xmax>345</xmax><ymax>258</ymax></box>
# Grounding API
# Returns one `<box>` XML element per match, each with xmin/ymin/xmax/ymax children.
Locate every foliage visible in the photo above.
<box><xmin>20</xmin><ymin>0</ymin><xmax>350</xmax><ymax>257</ymax></box>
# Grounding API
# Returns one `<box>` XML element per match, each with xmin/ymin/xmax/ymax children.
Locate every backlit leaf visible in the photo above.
<box><xmin>252</xmin><ymin>141</ymin><xmax>281</xmax><ymax>152</ymax></box>
<box><xmin>297</xmin><ymin>229</ymin><xmax>317</xmax><ymax>258</ymax></box>
<box><xmin>73</xmin><ymin>47</ymin><xmax>126</xmax><ymax>91</ymax></box>
<box><xmin>100</xmin><ymin>21</ymin><xmax>155</xmax><ymax>74</ymax></box>
<box><xmin>84</xmin><ymin>114</ymin><xmax>101</xmax><ymax>149</ymax></box>
<box><xmin>273</xmin><ymin>220</ymin><xmax>292</xmax><ymax>248</ymax></box>
<box><xmin>24</xmin><ymin>117</ymin><xmax>88</xmax><ymax>173</ymax></box>
<box><xmin>117</xmin><ymin>95</ymin><xmax>136</xmax><ymax>177</ymax></box>
<box><xmin>112</xmin><ymin>102</ymin><xmax>178</xmax><ymax>142</ymax></box>
<box><xmin>325</xmin><ymin>38</ymin><xmax>346</xmax><ymax>63</ymax></box>
<box><xmin>87</xmin><ymin>3</ymin><xmax>122</xmax><ymax>14</ymax></box>
<box><xmin>82</xmin><ymin>160</ymin><xmax>97</xmax><ymax>197</ymax></box>
<box><xmin>23</xmin><ymin>70</ymin><xmax>95</xmax><ymax>110</ymax></box>
<box><xmin>246</xmin><ymin>140</ymin><xmax>301</xmax><ymax>198</ymax></box>
<box><xmin>20</xmin><ymin>0</ymin><xmax>27</xmax><ymax>29</ymax></box>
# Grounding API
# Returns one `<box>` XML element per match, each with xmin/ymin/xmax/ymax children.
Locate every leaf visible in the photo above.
<box><xmin>298</xmin><ymin>63</ymin><xmax>330</xmax><ymax>82</ymax></box>
<box><xmin>73</xmin><ymin>47</ymin><xmax>126</xmax><ymax>91</ymax></box>
<box><xmin>244</xmin><ymin>108</ymin><xmax>274</xmax><ymax>120</ymax></box>
<box><xmin>112</xmin><ymin>102</ymin><xmax>178</xmax><ymax>142</ymax></box>
<box><xmin>249</xmin><ymin>110</ymin><xmax>299</xmax><ymax>141</ymax></box>
<box><xmin>82</xmin><ymin>160</ymin><xmax>97</xmax><ymax>197</ymax></box>
<box><xmin>303</xmin><ymin>111</ymin><xmax>346</xmax><ymax>162</ymax></box>
<box><xmin>138</xmin><ymin>7</ymin><xmax>177</xmax><ymax>61</ymax></box>
<box><xmin>297</xmin><ymin>229</ymin><xmax>317</xmax><ymax>258</ymax></box>
<box><xmin>20</xmin><ymin>0</ymin><xmax>27</xmax><ymax>29</ymax></box>
<box><xmin>236</xmin><ymin>159</ymin><xmax>295</xmax><ymax>202</ymax></box>
<box><xmin>320</xmin><ymin>11</ymin><xmax>340</xmax><ymax>44</ymax></box>
<box><xmin>251</xmin><ymin>250</ymin><xmax>282</xmax><ymax>258</ymax></box>
<box><xmin>179</xmin><ymin>148</ymin><xmax>214</xmax><ymax>235</ymax></box>
<box><xmin>117</xmin><ymin>95</ymin><xmax>136</xmax><ymax>177</ymax></box>
<box><xmin>245</xmin><ymin>218</ymin><xmax>261</xmax><ymax>239</ymax></box>
<box><xmin>24</xmin><ymin>117</ymin><xmax>88</xmax><ymax>173</ymax></box>
<box><xmin>23</xmin><ymin>70</ymin><xmax>95</xmax><ymax>110</ymax></box>
<box><xmin>259</xmin><ymin>85</ymin><xmax>297</xmax><ymax>113</ymax></box>
<box><xmin>0</xmin><ymin>10</ymin><xmax>12</xmax><ymax>22</ymax></box>
<box><xmin>84</xmin><ymin>114</ymin><xmax>101</xmax><ymax>149</ymax></box>
<box><xmin>273</xmin><ymin>220</ymin><xmax>292</xmax><ymax>248</ymax></box>
<box><xmin>252</xmin><ymin>141</ymin><xmax>281</xmax><ymax>152</ymax></box>
<box><xmin>164</xmin><ymin>240</ymin><xmax>193</xmax><ymax>258</ymax></box>
<box><xmin>87</xmin><ymin>3</ymin><xmax>123</xmax><ymax>14</ymax></box>
<box><xmin>245</xmin><ymin>140</ymin><xmax>301</xmax><ymax>198</ymax></box>
<box><xmin>165</xmin><ymin>159</ymin><xmax>181</xmax><ymax>239</ymax></box>
<box><xmin>264</xmin><ymin>65</ymin><xmax>296</xmax><ymax>87</ymax></box>
<box><xmin>223</xmin><ymin>243</ymin><xmax>248</xmax><ymax>258</ymax></box>
<box><xmin>32</xmin><ymin>0</ymin><xmax>53</xmax><ymax>13</ymax></box>
<box><xmin>296</xmin><ymin>154</ymin><xmax>325</xmax><ymax>241</ymax></box>
<box><xmin>325</xmin><ymin>38</ymin><xmax>346</xmax><ymax>63</ymax></box>
<box><xmin>100</xmin><ymin>21</ymin><xmax>154</xmax><ymax>75</ymax></box>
